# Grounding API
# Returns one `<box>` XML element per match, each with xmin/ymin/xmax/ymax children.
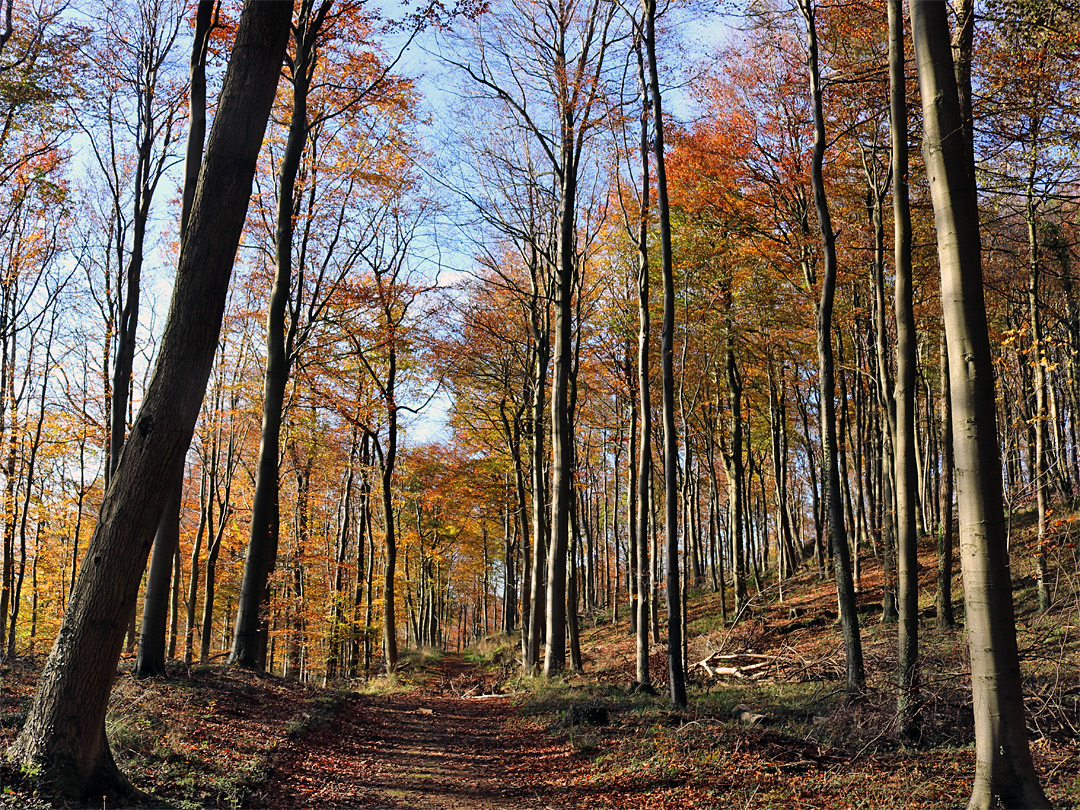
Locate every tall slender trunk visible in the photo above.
<box><xmin>184</xmin><ymin>468</ymin><xmax>208</xmax><ymax>666</ymax></box>
<box><xmin>379</xmin><ymin>415</ymin><xmax>399</xmax><ymax>673</ymax></box>
<box><xmin>890</xmin><ymin>0</ymin><xmax>919</xmax><ymax>738</ymax></box>
<box><xmin>634</xmin><ymin>33</ymin><xmax>651</xmax><ymax>688</ymax></box>
<box><xmin>644</xmin><ymin>0</ymin><xmax>685</xmax><ymax>708</ymax></box>
<box><xmin>799</xmin><ymin>0</ymin><xmax>863</xmax><ymax>694</ymax></box>
<box><xmin>526</xmin><ymin>291</ymin><xmax>548</xmax><ymax>672</ymax></box>
<box><xmin>1026</xmin><ymin>135</ymin><xmax>1051</xmax><ymax>612</ymax></box>
<box><xmin>543</xmin><ymin>152</ymin><xmax>576</xmax><ymax>676</ymax></box>
<box><xmin>232</xmin><ymin>0</ymin><xmax>330</xmax><ymax>669</ymax></box>
<box><xmin>911</xmin><ymin>3</ymin><xmax>1050</xmax><ymax>806</ymax></box>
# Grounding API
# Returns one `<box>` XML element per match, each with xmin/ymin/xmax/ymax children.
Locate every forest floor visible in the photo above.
<box><xmin>2</xmin><ymin>515</ymin><xmax>1080</xmax><ymax>809</ymax></box>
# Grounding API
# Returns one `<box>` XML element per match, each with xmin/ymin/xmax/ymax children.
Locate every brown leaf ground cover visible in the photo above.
<box><xmin>249</xmin><ymin>654</ymin><xmax>581</xmax><ymax>809</ymax></box>
<box><xmin>2</xmin><ymin>515</ymin><xmax>1079</xmax><ymax>809</ymax></box>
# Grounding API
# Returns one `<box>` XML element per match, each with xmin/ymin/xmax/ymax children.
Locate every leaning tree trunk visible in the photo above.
<box><xmin>799</xmin><ymin>0</ymin><xmax>863</xmax><ymax>695</ymax></box>
<box><xmin>910</xmin><ymin>3</ymin><xmax>1051</xmax><ymax>807</ymax></box>
<box><xmin>6</xmin><ymin>3</ymin><xmax>291</xmax><ymax>799</ymax></box>
<box><xmin>889</xmin><ymin>0</ymin><xmax>919</xmax><ymax>739</ymax></box>
<box><xmin>135</xmin><ymin>1</ymin><xmax>216</xmax><ymax>679</ymax></box>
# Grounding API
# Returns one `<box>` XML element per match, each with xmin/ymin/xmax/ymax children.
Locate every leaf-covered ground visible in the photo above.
<box><xmin>249</xmin><ymin>655</ymin><xmax>580</xmax><ymax>809</ymax></box>
<box><xmin>3</xmin><ymin>523</ymin><xmax>1080</xmax><ymax>808</ymax></box>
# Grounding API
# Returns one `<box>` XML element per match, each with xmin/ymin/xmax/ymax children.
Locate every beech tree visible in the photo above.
<box><xmin>231</xmin><ymin>0</ymin><xmax>416</xmax><ymax>669</ymax></box>
<box><xmin>888</xmin><ymin>0</ymin><xmax>918</xmax><ymax>739</ymax></box>
<box><xmin>445</xmin><ymin>0</ymin><xmax>618</xmax><ymax>675</ymax></box>
<box><xmin>910</xmin><ymin>1</ymin><xmax>1050</xmax><ymax>807</ymax></box>
<box><xmin>6</xmin><ymin>1</ymin><xmax>291</xmax><ymax>798</ymax></box>
<box><xmin>795</xmin><ymin>0</ymin><xmax>863</xmax><ymax>694</ymax></box>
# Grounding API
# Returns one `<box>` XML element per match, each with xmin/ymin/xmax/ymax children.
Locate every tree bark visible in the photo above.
<box><xmin>910</xmin><ymin>3</ymin><xmax>1050</xmax><ymax>806</ymax></box>
<box><xmin>644</xmin><ymin>0</ymin><xmax>685</xmax><ymax>709</ymax></box>
<box><xmin>799</xmin><ymin>0</ymin><xmax>864</xmax><ymax>695</ymax></box>
<box><xmin>135</xmin><ymin>481</ymin><xmax>181</xmax><ymax>677</ymax></box>
<box><xmin>232</xmin><ymin>0</ymin><xmax>328</xmax><ymax>669</ymax></box>
<box><xmin>633</xmin><ymin>31</ymin><xmax>652</xmax><ymax>688</ymax></box>
<box><xmin>134</xmin><ymin>0</ymin><xmax>217</xmax><ymax>679</ymax></box>
<box><xmin>526</xmin><ymin>268</ymin><xmax>548</xmax><ymax>673</ymax></box>
<box><xmin>543</xmin><ymin>142</ymin><xmax>576</xmax><ymax>676</ymax></box>
<box><xmin>936</xmin><ymin>330</ymin><xmax>956</xmax><ymax>629</ymax></box>
<box><xmin>890</xmin><ymin>0</ymin><xmax>919</xmax><ymax>739</ymax></box>
<box><xmin>6</xmin><ymin>2</ymin><xmax>291</xmax><ymax>798</ymax></box>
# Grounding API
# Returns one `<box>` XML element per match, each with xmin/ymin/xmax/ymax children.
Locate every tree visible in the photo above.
<box><xmin>6</xmin><ymin>1</ymin><xmax>291</xmax><ymax>798</ymax></box>
<box><xmin>640</xmin><ymin>0</ymin><xmax>685</xmax><ymax>709</ymax></box>
<box><xmin>888</xmin><ymin>0</ymin><xmax>919</xmax><ymax>739</ymax></box>
<box><xmin>231</xmin><ymin>0</ymin><xmax>416</xmax><ymax>668</ymax></box>
<box><xmin>796</xmin><ymin>0</ymin><xmax>863</xmax><ymax>694</ymax></box>
<box><xmin>346</xmin><ymin>199</ymin><xmax>438</xmax><ymax>673</ymax></box>
<box><xmin>231</xmin><ymin>0</ymin><xmax>335</xmax><ymax>670</ymax></box>
<box><xmin>909</xmin><ymin>1</ymin><xmax>1051</xmax><ymax>806</ymax></box>
<box><xmin>445</xmin><ymin>0</ymin><xmax>618</xmax><ymax>675</ymax></box>
<box><xmin>136</xmin><ymin>0</ymin><xmax>218</xmax><ymax>680</ymax></box>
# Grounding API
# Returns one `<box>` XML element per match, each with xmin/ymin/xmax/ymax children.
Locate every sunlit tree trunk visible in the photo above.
<box><xmin>910</xmin><ymin>3</ymin><xmax>1050</xmax><ymax>806</ymax></box>
<box><xmin>543</xmin><ymin>135</ymin><xmax>576</xmax><ymax>675</ymax></box>
<box><xmin>1025</xmin><ymin>138</ymin><xmax>1051</xmax><ymax>612</ymax></box>
<box><xmin>526</xmin><ymin>257</ymin><xmax>549</xmax><ymax>673</ymax></box>
<box><xmin>890</xmin><ymin>0</ymin><xmax>919</xmax><ymax>738</ymax></box>
<box><xmin>632</xmin><ymin>31</ymin><xmax>652</xmax><ymax>688</ymax></box>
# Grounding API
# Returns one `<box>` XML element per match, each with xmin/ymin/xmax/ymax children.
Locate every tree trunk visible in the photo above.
<box><xmin>645</xmin><ymin>0</ymin><xmax>685</xmax><ymax>709</ymax></box>
<box><xmin>936</xmin><ymin>331</ymin><xmax>956</xmax><ymax>629</ymax></box>
<box><xmin>634</xmin><ymin>32</ymin><xmax>651</xmax><ymax>688</ymax></box>
<box><xmin>6</xmin><ymin>3</ymin><xmax>290</xmax><ymax>798</ymax></box>
<box><xmin>135</xmin><ymin>481</ymin><xmax>182</xmax><ymax>677</ymax></box>
<box><xmin>890</xmin><ymin>0</ymin><xmax>919</xmax><ymax>740</ymax></box>
<box><xmin>379</xmin><ymin>407</ymin><xmax>400</xmax><ymax>673</ymax></box>
<box><xmin>543</xmin><ymin>159</ymin><xmax>575</xmax><ymax>675</ymax></box>
<box><xmin>231</xmin><ymin>2</ymin><xmax>325</xmax><ymax>669</ymax></box>
<box><xmin>526</xmin><ymin>287</ymin><xmax>548</xmax><ymax>673</ymax></box>
<box><xmin>1026</xmin><ymin>146</ymin><xmax>1051</xmax><ymax>612</ymax></box>
<box><xmin>910</xmin><ymin>3</ymin><xmax>1051</xmax><ymax>806</ymax></box>
<box><xmin>799</xmin><ymin>0</ymin><xmax>864</xmax><ymax>695</ymax></box>
<box><xmin>141</xmin><ymin>0</ymin><xmax>216</xmax><ymax>677</ymax></box>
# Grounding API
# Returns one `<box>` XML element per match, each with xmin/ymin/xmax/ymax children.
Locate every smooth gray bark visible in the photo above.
<box><xmin>633</xmin><ymin>30</ymin><xmax>651</xmax><ymax>688</ymax></box>
<box><xmin>910</xmin><ymin>2</ymin><xmax>1050</xmax><ymax>806</ymax></box>
<box><xmin>889</xmin><ymin>0</ymin><xmax>919</xmax><ymax>738</ymax></box>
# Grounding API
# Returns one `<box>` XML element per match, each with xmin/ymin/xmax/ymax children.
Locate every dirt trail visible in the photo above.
<box><xmin>248</xmin><ymin>656</ymin><xmax>575</xmax><ymax>809</ymax></box>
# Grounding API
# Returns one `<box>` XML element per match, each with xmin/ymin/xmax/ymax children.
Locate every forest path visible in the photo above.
<box><xmin>247</xmin><ymin>655</ymin><xmax>574</xmax><ymax>809</ymax></box>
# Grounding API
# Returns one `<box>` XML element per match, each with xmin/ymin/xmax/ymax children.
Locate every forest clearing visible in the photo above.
<box><xmin>2</xmin><ymin>0</ymin><xmax>1080</xmax><ymax>808</ymax></box>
